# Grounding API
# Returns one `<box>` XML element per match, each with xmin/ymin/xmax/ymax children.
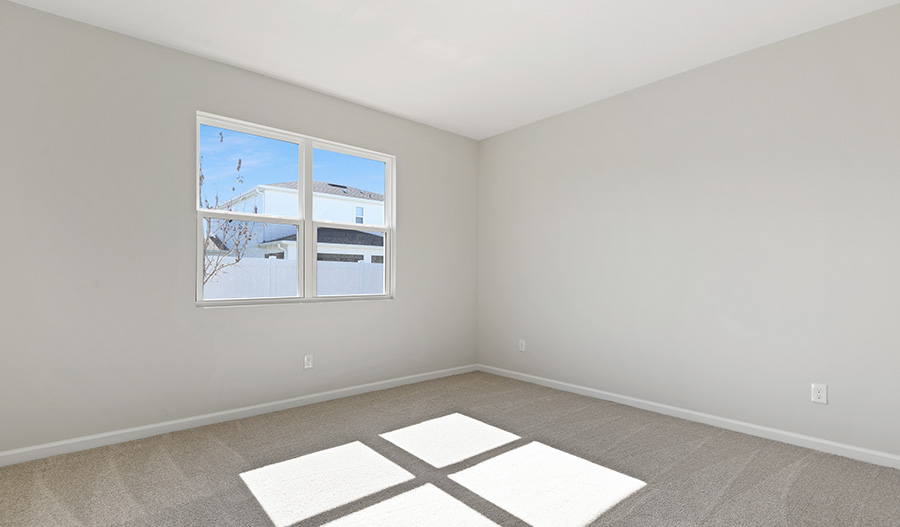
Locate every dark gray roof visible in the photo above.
<box><xmin>206</xmin><ymin>235</ymin><xmax>228</xmax><ymax>251</ymax></box>
<box><xmin>269</xmin><ymin>181</ymin><xmax>384</xmax><ymax>202</ymax></box>
<box><xmin>265</xmin><ymin>233</ymin><xmax>296</xmax><ymax>243</ymax></box>
<box><xmin>266</xmin><ymin>228</ymin><xmax>383</xmax><ymax>247</ymax></box>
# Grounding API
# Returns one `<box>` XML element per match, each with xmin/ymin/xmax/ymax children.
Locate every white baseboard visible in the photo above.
<box><xmin>477</xmin><ymin>364</ymin><xmax>900</xmax><ymax>470</ymax></box>
<box><xmin>0</xmin><ymin>364</ymin><xmax>478</xmax><ymax>467</ymax></box>
<box><xmin>6</xmin><ymin>363</ymin><xmax>898</xmax><ymax>470</ymax></box>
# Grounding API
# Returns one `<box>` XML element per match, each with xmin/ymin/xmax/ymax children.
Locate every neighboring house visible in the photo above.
<box><xmin>217</xmin><ymin>180</ymin><xmax>385</xmax><ymax>263</ymax></box>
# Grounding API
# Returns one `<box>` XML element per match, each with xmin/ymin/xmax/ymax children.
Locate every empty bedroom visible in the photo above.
<box><xmin>1</xmin><ymin>0</ymin><xmax>898</xmax><ymax>525</ymax></box>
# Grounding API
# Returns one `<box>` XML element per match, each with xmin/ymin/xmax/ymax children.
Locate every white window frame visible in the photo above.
<box><xmin>196</xmin><ymin>112</ymin><xmax>395</xmax><ymax>305</ymax></box>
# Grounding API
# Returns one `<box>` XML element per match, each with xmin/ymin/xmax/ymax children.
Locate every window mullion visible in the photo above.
<box><xmin>303</xmin><ymin>141</ymin><xmax>315</xmax><ymax>298</ymax></box>
<box><xmin>296</xmin><ymin>142</ymin><xmax>304</xmax><ymax>298</ymax></box>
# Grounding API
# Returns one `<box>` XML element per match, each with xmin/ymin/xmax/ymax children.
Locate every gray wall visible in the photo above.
<box><xmin>3</xmin><ymin>0</ymin><xmax>899</xmax><ymax>460</ymax></box>
<box><xmin>0</xmin><ymin>1</ymin><xmax>478</xmax><ymax>451</ymax></box>
<box><xmin>478</xmin><ymin>6</ymin><xmax>900</xmax><ymax>456</ymax></box>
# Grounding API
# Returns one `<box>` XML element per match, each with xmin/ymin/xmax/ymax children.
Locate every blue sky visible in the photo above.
<box><xmin>199</xmin><ymin>124</ymin><xmax>385</xmax><ymax>208</ymax></box>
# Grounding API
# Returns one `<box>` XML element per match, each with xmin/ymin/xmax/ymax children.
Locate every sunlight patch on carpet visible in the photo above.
<box><xmin>380</xmin><ymin>413</ymin><xmax>520</xmax><ymax>468</ymax></box>
<box><xmin>321</xmin><ymin>483</ymin><xmax>501</xmax><ymax>527</ymax></box>
<box><xmin>240</xmin><ymin>441</ymin><xmax>414</xmax><ymax>527</ymax></box>
<box><xmin>449</xmin><ymin>441</ymin><xmax>646</xmax><ymax>527</ymax></box>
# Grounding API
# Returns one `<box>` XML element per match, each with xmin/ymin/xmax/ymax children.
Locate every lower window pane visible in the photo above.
<box><xmin>202</xmin><ymin>218</ymin><xmax>299</xmax><ymax>300</ymax></box>
<box><xmin>316</xmin><ymin>227</ymin><xmax>384</xmax><ymax>296</ymax></box>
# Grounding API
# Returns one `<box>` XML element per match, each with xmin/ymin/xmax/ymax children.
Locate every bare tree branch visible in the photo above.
<box><xmin>199</xmin><ymin>148</ymin><xmax>257</xmax><ymax>285</ymax></box>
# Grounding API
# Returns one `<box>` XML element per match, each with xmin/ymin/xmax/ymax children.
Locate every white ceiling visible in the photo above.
<box><xmin>11</xmin><ymin>0</ymin><xmax>899</xmax><ymax>139</ymax></box>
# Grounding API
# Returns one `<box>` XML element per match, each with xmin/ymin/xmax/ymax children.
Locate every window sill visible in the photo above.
<box><xmin>195</xmin><ymin>294</ymin><xmax>394</xmax><ymax>308</ymax></box>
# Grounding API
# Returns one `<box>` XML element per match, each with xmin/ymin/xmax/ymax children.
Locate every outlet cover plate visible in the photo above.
<box><xmin>811</xmin><ymin>383</ymin><xmax>827</xmax><ymax>404</ymax></box>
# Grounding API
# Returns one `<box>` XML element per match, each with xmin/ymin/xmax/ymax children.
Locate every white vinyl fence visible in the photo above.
<box><xmin>202</xmin><ymin>257</ymin><xmax>383</xmax><ymax>299</ymax></box>
<box><xmin>316</xmin><ymin>260</ymin><xmax>384</xmax><ymax>296</ymax></box>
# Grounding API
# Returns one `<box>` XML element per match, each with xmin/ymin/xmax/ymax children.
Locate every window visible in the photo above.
<box><xmin>196</xmin><ymin>112</ymin><xmax>393</xmax><ymax>304</ymax></box>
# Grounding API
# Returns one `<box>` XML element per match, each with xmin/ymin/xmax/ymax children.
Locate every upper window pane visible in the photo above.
<box><xmin>199</xmin><ymin>125</ymin><xmax>299</xmax><ymax>217</ymax></box>
<box><xmin>313</xmin><ymin>148</ymin><xmax>385</xmax><ymax>226</ymax></box>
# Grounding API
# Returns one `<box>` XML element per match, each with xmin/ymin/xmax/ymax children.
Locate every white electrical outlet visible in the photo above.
<box><xmin>304</xmin><ymin>354</ymin><xmax>314</xmax><ymax>369</ymax></box>
<box><xmin>811</xmin><ymin>383</ymin><xmax>827</xmax><ymax>404</ymax></box>
<box><xmin>518</xmin><ymin>339</ymin><xmax>526</xmax><ymax>353</ymax></box>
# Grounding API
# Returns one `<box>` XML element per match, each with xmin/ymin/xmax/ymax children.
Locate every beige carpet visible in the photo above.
<box><xmin>2</xmin><ymin>372</ymin><xmax>899</xmax><ymax>526</ymax></box>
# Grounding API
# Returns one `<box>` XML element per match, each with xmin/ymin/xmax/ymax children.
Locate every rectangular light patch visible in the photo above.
<box><xmin>380</xmin><ymin>413</ymin><xmax>519</xmax><ymax>468</ymax></box>
<box><xmin>322</xmin><ymin>483</ymin><xmax>500</xmax><ymax>527</ymax></box>
<box><xmin>240</xmin><ymin>441</ymin><xmax>414</xmax><ymax>527</ymax></box>
<box><xmin>449</xmin><ymin>442</ymin><xmax>646</xmax><ymax>527</ymax></box>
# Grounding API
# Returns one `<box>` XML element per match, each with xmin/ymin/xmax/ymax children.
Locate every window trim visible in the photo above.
<box><xmin>195</xmin><ymin>112</ymin><xmax>395</xmax><ymax>305</ymax></box>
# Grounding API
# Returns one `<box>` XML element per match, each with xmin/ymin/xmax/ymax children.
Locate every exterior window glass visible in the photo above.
<box><xmin>199</xmin><ymin>125</ymin><xmax>298</xmax><ymax>217</ymax></box>
<box><xmin>313</xmin><ymin>148</ymin><xmax>385</xmax><ymax>226</ymax></box>
<box><xmin>316</xmin><ymin>227</ymin><xmax>385</xmax><ymax>296</ymax></box>
<box><xmin>202</xmin><ymin>220</ymin><xmax>298</xmax><ymax>300</ymax></box>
